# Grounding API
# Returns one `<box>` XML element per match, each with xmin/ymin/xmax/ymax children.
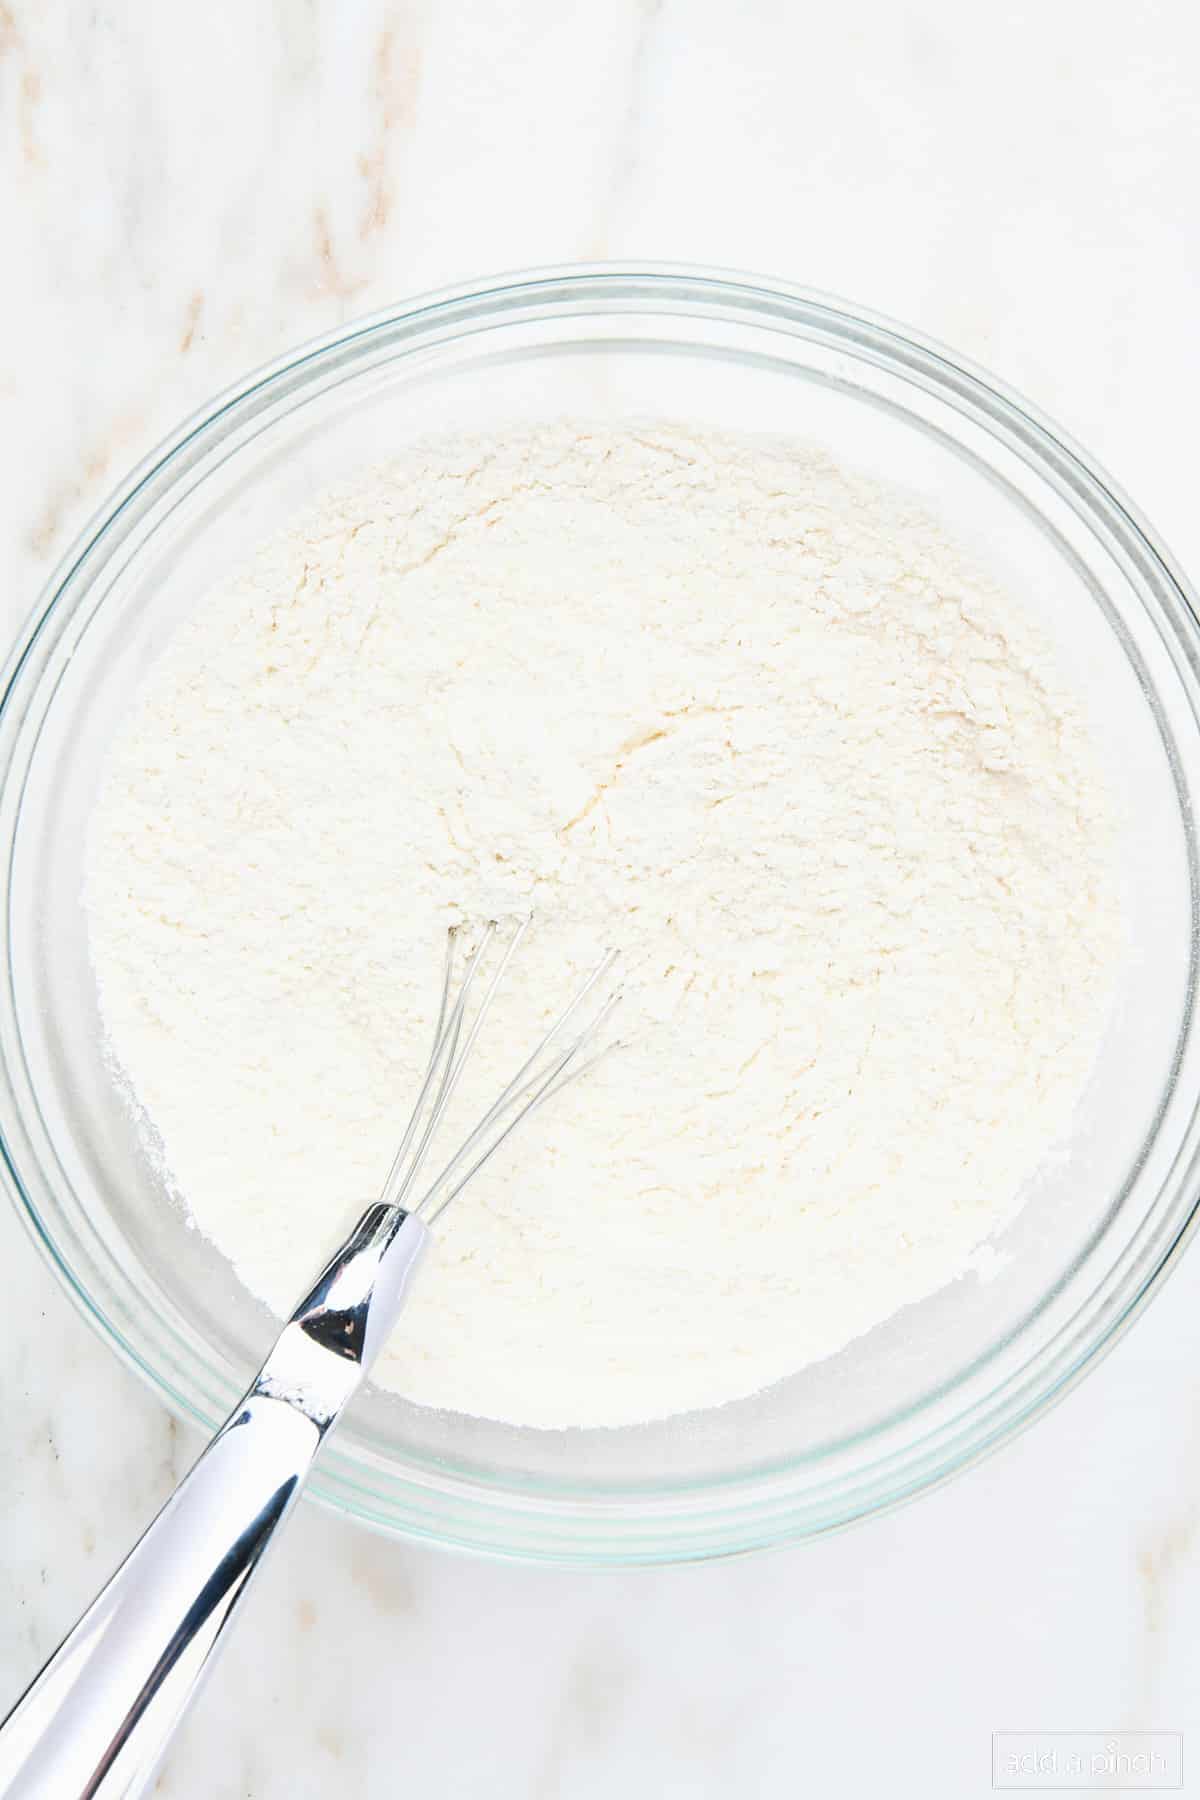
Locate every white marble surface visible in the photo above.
<box><xmin>3</xmin><ymin>2</ymin><xmax>1200</xmax><ymax>1794</ymax></box>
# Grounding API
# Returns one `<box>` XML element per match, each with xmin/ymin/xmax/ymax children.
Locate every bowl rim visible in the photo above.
<box><xmin>3</xmin><ymin>260</ymin><xmax>1200</xmax><ymax>1565</ymax></box>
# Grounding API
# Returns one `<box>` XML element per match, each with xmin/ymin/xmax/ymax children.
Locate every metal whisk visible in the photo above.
<box><xmin>0</xmin><ymin>922</ymin><xmax>620</xmax><ymax>1800</ymax></box>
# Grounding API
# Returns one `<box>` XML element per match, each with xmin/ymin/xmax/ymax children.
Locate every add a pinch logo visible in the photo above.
<box><xmin>992</xmin><ymin>1733</ymin><xmax>1182</xmax><ymax>1789</ymax></box>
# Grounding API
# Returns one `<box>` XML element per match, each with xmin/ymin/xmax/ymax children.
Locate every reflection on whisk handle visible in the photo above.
<box><xmin>0</xmin><ymin>1207</ymin><xmax>428</xmax><ymax>1800</ymax></box>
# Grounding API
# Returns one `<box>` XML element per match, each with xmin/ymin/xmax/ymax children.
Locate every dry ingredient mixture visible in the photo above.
<box><xmin>84</xmin><ymin>423</ymin><xmax>1118</xmax><ymax>1429</ymax></box>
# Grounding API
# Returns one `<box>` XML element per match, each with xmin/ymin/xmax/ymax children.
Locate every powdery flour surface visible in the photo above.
<box><xmin>85</xmin><ymin>424</ymin><xmax>1118</xmax><ymax>1429</ymax></box>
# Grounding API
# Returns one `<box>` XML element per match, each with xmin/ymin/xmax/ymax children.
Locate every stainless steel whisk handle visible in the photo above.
<box><xmin>0</xmin><ymin>1206</ymin><xmax>428</xmax><ymax>1800</ymax></box>
<box><xmin>0</xmin><ymin>921</ymin><xmax>621</xmax><ymax>1798</ymax></box>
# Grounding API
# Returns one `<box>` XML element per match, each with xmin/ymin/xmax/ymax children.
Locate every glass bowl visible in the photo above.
<box><xmin>2</xmin><ymin>266</ymin><xmax>1199</xmax><ymax>1566</ymax></box>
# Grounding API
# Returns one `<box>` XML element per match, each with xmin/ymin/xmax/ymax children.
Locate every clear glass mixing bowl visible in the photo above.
<box><xmin>3</xmin><ymin>266</ymin><xmax>1199</xmax><ymax>1565</ymax></box>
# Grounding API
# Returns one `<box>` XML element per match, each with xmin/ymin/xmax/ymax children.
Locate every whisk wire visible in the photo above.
<box><xmin>425</xmin><ymin>945</ymin><xmax>618</xmax><ymax>1184</ymax></box>
<box><xmin>377</xmin><ymin>922</ymin><xmax>619</xmax><ymax>1226</ymax></box>
<box><xmin>378</xmin><ymin>927</ymin><xmax>460</xmax><ymax>1207</ymax></box>
<box><xmin>417</xmin><ymin>971</ymin><xmax>622</xmax><ymax>1224</ymax></box>
<box><xmin>380</xmin><ymin>920</ymin><xmax>501</xmax><ymax>1211</ymax></box>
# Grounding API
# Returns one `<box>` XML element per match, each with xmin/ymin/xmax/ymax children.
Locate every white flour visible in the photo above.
<box><xmin>85</xmin><ymin>423</ymin><xmax>1118</xmax><ymax>1428</ymax></box>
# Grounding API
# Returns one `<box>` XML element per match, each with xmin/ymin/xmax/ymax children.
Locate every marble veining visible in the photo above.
<box><xmin>2</xmin><ymin>1</ymin><xmax>1200</xmax><ymax>1793</ymax></box>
